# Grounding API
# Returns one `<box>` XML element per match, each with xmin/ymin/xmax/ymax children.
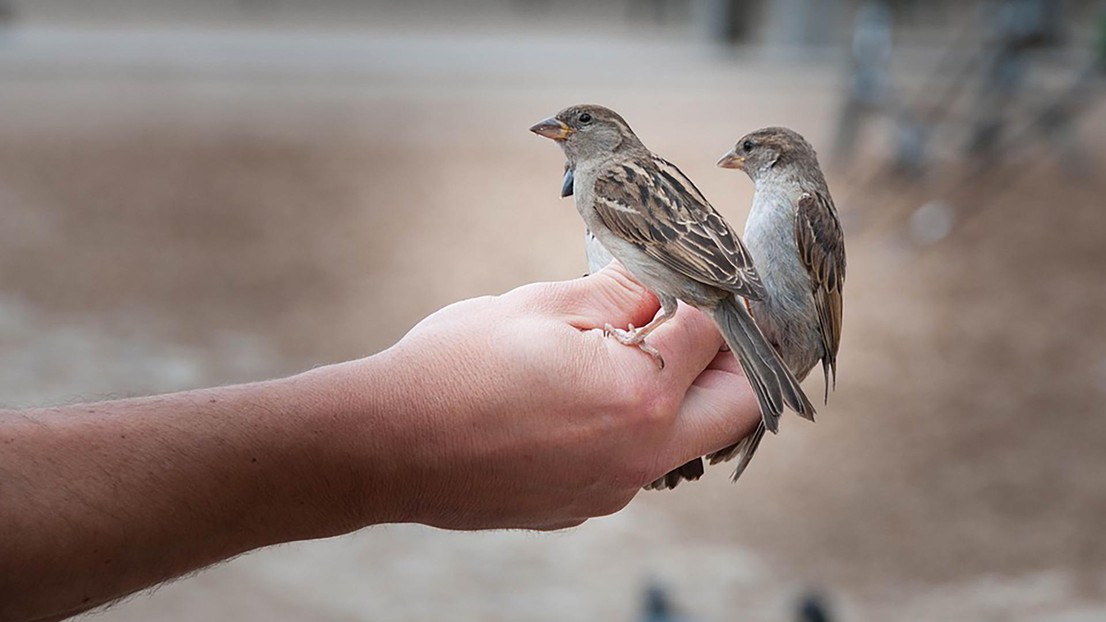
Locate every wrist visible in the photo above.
<box><xmin>308</xmin><ymin>335</ymin><xmax>508</xmax><ymax>531</ymax></box>
<box><xmin>278</xmin><ymin>349</ymin><xmax>424</xmax><ymax>537</ymax></box>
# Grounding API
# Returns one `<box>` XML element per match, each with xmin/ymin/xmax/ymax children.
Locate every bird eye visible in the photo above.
<box><xmin>579</xmin><ymin>112</ymin><xmax>592</xmax><ymax>124</ymax></box>
<box><xmin>742</xmin><ymin>140</ymin><xmax>754</xmax><ymax>152</ymax></box>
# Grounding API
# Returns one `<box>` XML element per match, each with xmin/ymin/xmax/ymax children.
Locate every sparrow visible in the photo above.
<box><xmin>707</xmin><ymin>127</ymin><xmax>846</xmax><ymax>483</ymax></box>
<box><xmin>530</xmin><ymin>104</ymin><xmax>815</xmax><ymax>490</ymax></box>
<box><xmin>575</xmin><ymin>162</ymin><xmax>702</xmax><ymax>488</ymax></box>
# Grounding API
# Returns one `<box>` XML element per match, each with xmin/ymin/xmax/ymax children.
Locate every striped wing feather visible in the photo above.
<box><xmin>591</xmin><ymin>157</ymin><xmax>766</xmax><ymax>301</ymax></box>
<box><xmin>795</xmin><ymin>191</ymin><xmax>845</xmax><ymax>397</ymax></box>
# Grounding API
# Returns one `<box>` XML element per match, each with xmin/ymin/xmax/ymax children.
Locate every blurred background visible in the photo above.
<box><xmin>2</xmin><ymin>0</ymin><xmax>1105</xmax><ymax>620</ymax></box>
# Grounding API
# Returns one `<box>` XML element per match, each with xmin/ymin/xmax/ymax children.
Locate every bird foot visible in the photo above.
<box><xmin>603</xmin><ymin>323</ymin><xmax>665</xmax><ymax>369</ymax></box>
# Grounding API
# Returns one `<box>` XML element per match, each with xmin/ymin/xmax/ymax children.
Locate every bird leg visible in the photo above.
<box><xmin>603</xmin><ymin>299</ymin><xmax>677</xmax><ymax>369</ymax></box>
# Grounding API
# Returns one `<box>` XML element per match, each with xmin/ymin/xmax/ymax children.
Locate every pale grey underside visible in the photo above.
<box><xmin>584</xmin><ymin>229</ymin><xmax>615</xmax><ymax>275</ymax></box>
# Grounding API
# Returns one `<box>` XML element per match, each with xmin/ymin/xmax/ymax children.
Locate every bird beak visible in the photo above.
<box><xmin>717</xmin><ymin>148</ymin><xmax>745</xmax><ymax>170</ymax></box>
<box><xmin>529</xmin><ymin>117</ymin><xmax>574</xmax><ymax>141</ymax></box>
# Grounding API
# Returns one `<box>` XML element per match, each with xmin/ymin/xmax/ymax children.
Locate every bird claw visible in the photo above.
<box><xmin>602</xmin><ymin>323</ymin><xmax>665</xmax><ymax>369</ymax></box>
<box><xmin>639</xmin><ymin>343</ymin><xmax>665</xmax><ymax>370</ymax></box>
<box><xmin>603</xmin><ymin>322</ymin><xmax>635</xmax><ymax>342</ymax></box>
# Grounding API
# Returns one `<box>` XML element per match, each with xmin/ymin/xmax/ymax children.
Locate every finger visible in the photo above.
<box><xmin>639</xmin><ymin>303</ymin><xmax>725</xmax><ymax>391</ymax></box>
<box><xmin>553</xmin><ymin>261</ymin><xmax>660</xmax><ymax>331</ymax></box>
<box><xmin>697</xmin><ymin>345</ymin><xmax>743</xmax><ymax>379</ymax></box>
<box><xmin>666</xmin><ymin>355</ymin><xmax>762</xmax><ymax>463</ymax></box>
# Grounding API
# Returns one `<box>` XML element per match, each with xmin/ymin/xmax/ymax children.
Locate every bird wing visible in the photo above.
<box><xmin>795</xmin><ymin>190</ymin><xmax>846</xmax><ymax>396</ymax></box>
<box><xmin>591</xmin><ymin>156</ymin><xmax>766</xmax><ymax>300</ymax></box>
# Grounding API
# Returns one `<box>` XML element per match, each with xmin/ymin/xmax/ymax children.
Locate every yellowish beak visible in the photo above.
<box><xmin>529</xmin><ymin>117</ymin><xmax>574</xmax><ymax>141</ymax></box>
<box><xmin>717</xmin><ymin>148</ymin><xmax>745</xmax><ymax>170</ymax></box>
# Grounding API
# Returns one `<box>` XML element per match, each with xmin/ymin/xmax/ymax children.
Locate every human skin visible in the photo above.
<box><xmin>0</xmin><ymin>263</ymin><xmax>760</xmax><ymax>622</ymax></box>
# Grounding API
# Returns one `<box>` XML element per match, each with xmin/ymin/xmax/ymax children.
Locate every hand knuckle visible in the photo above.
<box><xmin>635</xmin><ymin>388</ymin><xmax>676</xmax><ymax>427</ymax></box>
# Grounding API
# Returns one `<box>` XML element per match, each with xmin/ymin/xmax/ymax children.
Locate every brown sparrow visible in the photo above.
<box><xmin>710</xmin><ymin>127</ymin><xmax>846</xmax><ymax>482</ymax></box>
<box><xmin>530</xmin><ymin>105</ymin><xmax>815</xmax><ymax>490</ymax></box>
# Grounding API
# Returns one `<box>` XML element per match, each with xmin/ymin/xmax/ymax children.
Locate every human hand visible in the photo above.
<box><xmin>330</xmin><ymin>262</ymin><xmax>761</xmax><ymax>531</ymax></box>
<box><xmin>0</xmin><ymin>263</ymin><xmax>762</xmax><ymax>619</ymax></box>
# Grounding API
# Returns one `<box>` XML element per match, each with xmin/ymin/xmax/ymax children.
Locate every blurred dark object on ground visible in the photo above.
<box><xmin>796</xmin><ymin>592</ymin><xmax>834</xmax><ymax>622</ymax></box>
<box><xmin>641</xmin><ymin>582</ymin><xmax>698</xmax><ymax>622</ymax></box>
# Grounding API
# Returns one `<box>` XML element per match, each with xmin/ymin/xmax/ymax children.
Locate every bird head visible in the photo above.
<box><xmin>529</xmin><ymin>104</ymin><xmax>644</xmax><ymax>163</ymax></box>
<box><xmin>718</xmin><ymin>126</ymin><xmax>818</xmax><ymax>182</ymax></box>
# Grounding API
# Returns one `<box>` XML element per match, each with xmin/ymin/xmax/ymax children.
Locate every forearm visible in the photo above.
<box><xmin>0</xmin><ymin>359</ymin><xmax>393</xmax><ymax>621</ymax></box>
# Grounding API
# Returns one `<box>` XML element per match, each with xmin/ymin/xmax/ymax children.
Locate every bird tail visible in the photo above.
<box><xmin>644</xmin><ymin>457</ymin><xmax>704</xmax><ymax>490</ymax></box>
<box><xmin>707</xmin><ymin>420</ymin><xmax>765</xmax><ymax>482</ymax></box>
<box><xmin>711</xmin><ymin>296</ymin><xmax>815</xmax><ymax>433</ymax></box>
<box><xmin>644</xmin><ymin>296</ymin><xmax>813</xmax><ymax>490</ymax></box>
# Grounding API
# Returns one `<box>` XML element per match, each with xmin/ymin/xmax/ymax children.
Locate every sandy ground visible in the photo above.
<box><xmin>2</xmin><ymin>26</ymin><xmax>1106</xmax><ymax>621</ymax></box>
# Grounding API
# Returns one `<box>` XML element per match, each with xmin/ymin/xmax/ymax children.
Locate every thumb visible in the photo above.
<box><xmin>556</xmin><ymin>261</ymin><xmax>660</xmax><ymax>331</ymax></box>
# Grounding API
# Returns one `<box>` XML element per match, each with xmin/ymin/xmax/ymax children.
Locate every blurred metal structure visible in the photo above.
<box><xmin>833</xmin><ymin>0</ymin><xmax>1106</xmax><ymax>244</ymax></box>
<box><xmin>839</xmin><ymin>0</ymin><xmax>1104</xmax><ymax>178</ymax></box>
<box><xmin>964</xmin><ymin>0</ymin><xmax>1065</xmax><ymax>157</ymax></box>
<box><xmin>833</xmin><ymin>1</ymin><xmax>894</xmax><ymax>163</ymax></box>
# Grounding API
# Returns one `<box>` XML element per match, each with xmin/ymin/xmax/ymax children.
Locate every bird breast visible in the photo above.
<box><xmin>744</xmin><ymin>186</ymin><xmax>823</xmax><ymax>378</ymax></box>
